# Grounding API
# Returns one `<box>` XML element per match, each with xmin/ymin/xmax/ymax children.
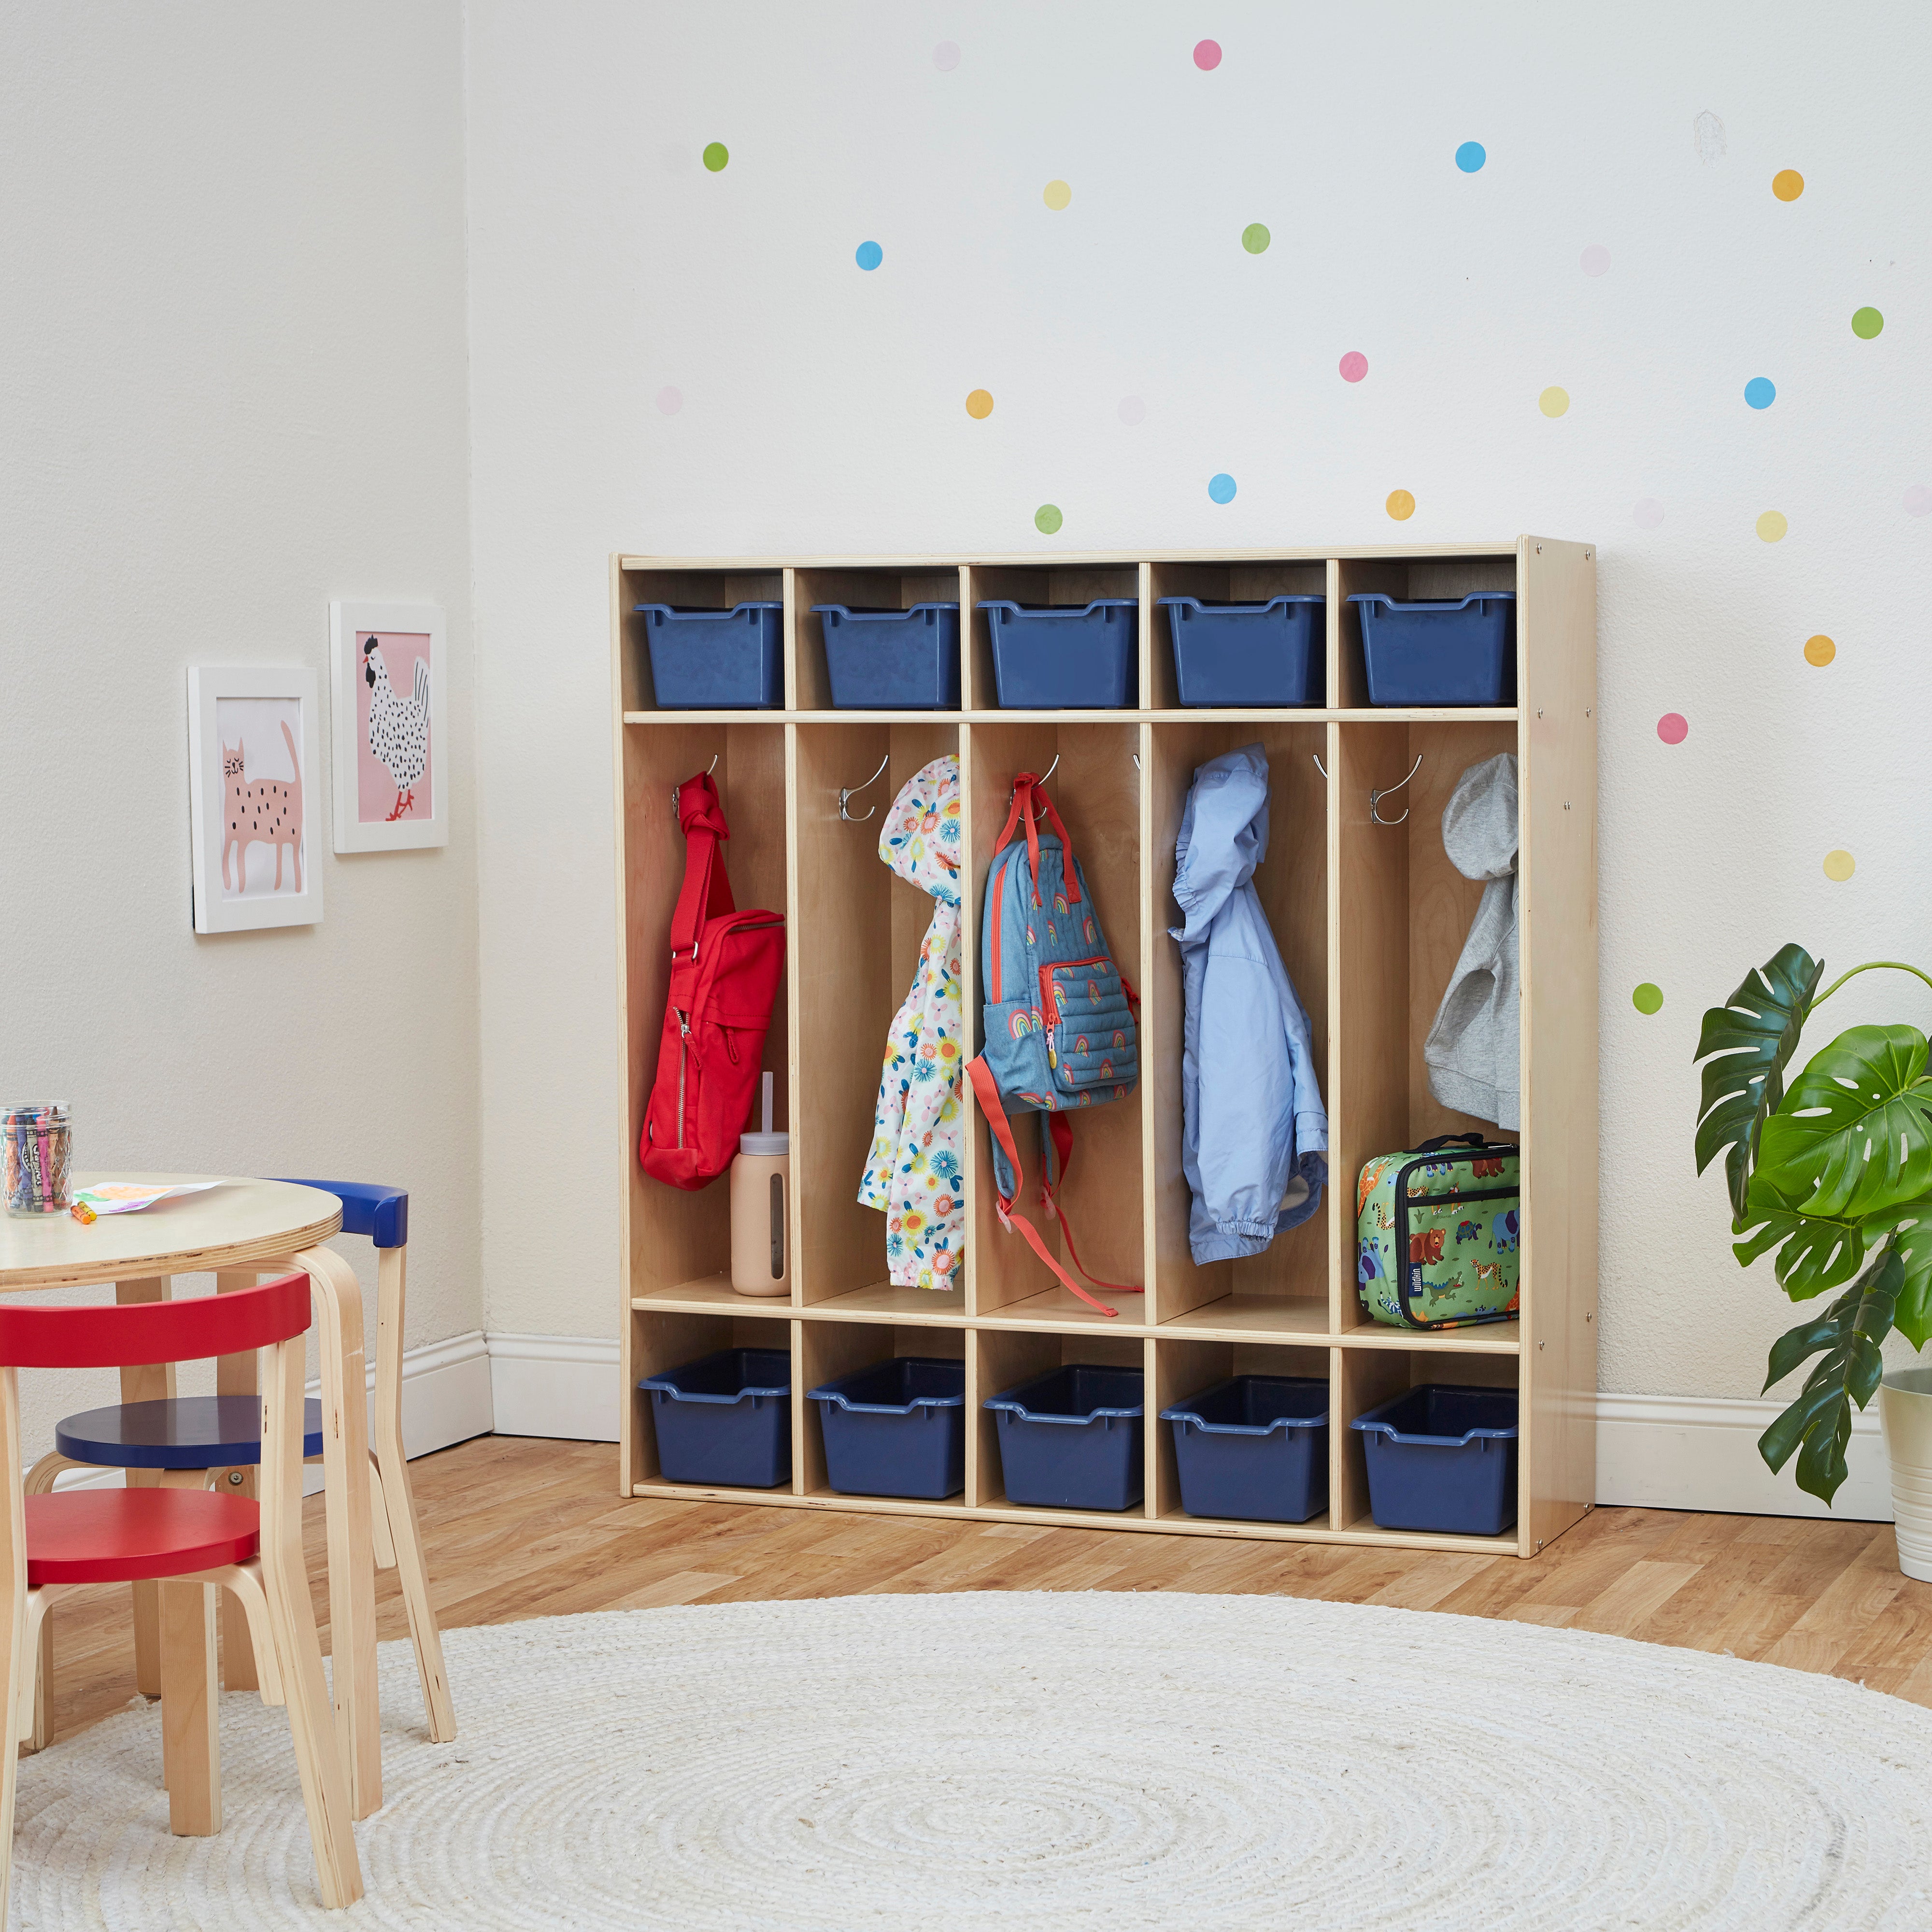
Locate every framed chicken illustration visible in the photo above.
<box><xmin>328</xmin><ymin>600</ymin><xmax>448</xmax><ymax>853</ymax></box>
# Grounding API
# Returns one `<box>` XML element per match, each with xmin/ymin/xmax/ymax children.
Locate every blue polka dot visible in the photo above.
<box><xmin>855</xmin><ymin>241</ymin><xmax>882</xmax><ymax>271</ymax></box>
<box><xmin>1208</xmin><ymin>473</ymin><xmax>1237</xmax><ymax>505</ymax></box>
<box><xmin>1745</xmin><ymin>376</ymin><xmax>1776</xmax><ymax>409</ymax></box>
<box><xmin>1455</xmin><ymin>141</ymin><xmax>1486</xmax><ymax>173</ymax></box>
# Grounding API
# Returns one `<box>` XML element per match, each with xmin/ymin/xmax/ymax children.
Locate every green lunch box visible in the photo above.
<box><xmin>1356</xmin><ymin>1135</ymin><xmax>1520</xmax><ymax>1331</ymax></box>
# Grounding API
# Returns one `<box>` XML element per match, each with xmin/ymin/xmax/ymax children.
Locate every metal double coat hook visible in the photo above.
<box><xmin>1309</xmin><ymin>751</ymin><xmax>1424</xmax><ymax>825</ymax></box>
<box><xmin>839</xmin><ymin>754</ymin><xmax>891</xmax><ymax>823</ymax></box>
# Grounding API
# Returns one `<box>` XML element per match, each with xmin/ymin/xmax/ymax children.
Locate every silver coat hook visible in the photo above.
<box><xmin>838</xmin><ymin>754</ymin><xmax>892</xmax><ymax>823</ymax></box>
<box><xmin>1132</xmin><ymin>753</ymin><xmax>1141</xmax><ymax>770</ymax></box>
<box><xmin>671</xmin><ymin>753</ymin><xmax>719</xmax><ymax>819</ymax></box>
<box><xmin>1370</xmin><ymin>753</ymin><xmax>1424</xmax><ymax>826</ymax></box>
<box><xmin>1010</xmin><ymin>753</ymin><xmax>1059</xmax><ymax>800</ymax></box>
<box><xmin>1312</xmin><ymin>753</ymin><xmax>1328</xmax><ymax>780</ymax></box>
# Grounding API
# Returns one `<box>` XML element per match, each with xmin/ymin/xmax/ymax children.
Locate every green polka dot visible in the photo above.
<box><xmin>702</xmin><ymin>142</ymin><xmax>729</xmax><ymax>172</ymax></box>
<box><xmin>1853</xmin><ymin>306</ymin><xmax>1885</xmax><ymax>339</ymax></box>
<box><xmin>1034</xmin><ymin>504</ymin><xmax>1063</xmax><ymax>535</ymax></box>
<box><xmin>1632</xmin><ymin>982</ymin><xmax>1663</xmax><ymax>1015</ymax></box>
<box><xmin>1241</xmin><ymin>223</ymin><xmax>1271</xmax><ymax>255</ymax></box>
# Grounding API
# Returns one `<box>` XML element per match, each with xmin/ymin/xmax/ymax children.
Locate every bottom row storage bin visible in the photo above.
<box><xmin>638</xmin><ymin>1348</ymin><xmax>792</xmax><ymax>1489</ymax></box>
<box><xmin>1159</xmin><ymin>1376</ymin><xmax>1328</xmax><ymax>1523</ymax></box>
<box><xmin>1350</xmin><ymin>1384</ymin><xmax>1519</xmax><ymax>1535</ymax></box>
<box><xmin>985</xmin><ymin>1365</ymin><xmax>1144</xmax><ymax>1511</ymax></box>
<box><xmin>808</xmin><ymin>1357</ymin><xmax>966</xmax><ymax>1500</ymax></box>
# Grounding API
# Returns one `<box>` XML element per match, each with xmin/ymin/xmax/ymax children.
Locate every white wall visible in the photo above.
<box><xmin>466</xmin><ymin>0</ymin><xmax>1932</xmax><ymax>1434</ymax></box>
<box><xmin>0</xmin><ymin>2</ymin><xmax>482</xmax><ymax>1449</ymax></box>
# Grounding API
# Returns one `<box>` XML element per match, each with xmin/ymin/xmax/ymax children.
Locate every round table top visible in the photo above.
<box><xmin>0</xmin><ymin>1174</ymin><xmax>343</xmax><ymax>1292</ymax></box>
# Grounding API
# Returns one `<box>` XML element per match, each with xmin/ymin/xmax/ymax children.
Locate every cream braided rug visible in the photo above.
<box><xmin>11</xmin><ymin>1590</ymin><xmax>1932</xmax><ymax>1930</ymax></box>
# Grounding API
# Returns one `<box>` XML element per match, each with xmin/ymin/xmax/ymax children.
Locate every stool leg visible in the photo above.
<box><xmin>20</xmin><ymin>1452</ymin><xmax>78</xmax><ymax>1754</ymax></box>
<box><xmin>116</xmin><ymin>1277</ymin><xmax>174</xmax><ymax>1698</ymax></box>
<box><xmin>158</xmin><ymin>1575</ymin><xmax>219</xmax><ymax>1833</ymax></box>
<box><xmin>214</xmin><ymin>1269</ymin><xmax>262</xmax><ymax>1695</ymax></box>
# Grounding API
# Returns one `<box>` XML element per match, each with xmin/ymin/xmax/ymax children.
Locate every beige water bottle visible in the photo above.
<box><xmin>730</xmin><ymin>1072</ymin><xmax>791</xmax><ymax>1296</ymax></box>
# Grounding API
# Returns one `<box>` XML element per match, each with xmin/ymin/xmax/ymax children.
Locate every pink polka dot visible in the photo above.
<box><xmin>1338</xmin><ymin>351</ymin><xmax>1368</xmax><ymax>383</ymax></box>
<box><xmin>1657</xmin><ymin>713</ymin><xmax>1688</xmax><ymax>745</ymax></box>
<box><xmin>1581</xmin><ymin>244</ymin><xmax>1611</xmax><ymax>277</ymax></box>
<box><xmin>1193</xmin><ymin>39</ymin><xmax>1222</xmax><ymax>69</ymax></box>
<box><xmin>1906</xmin><ymin>484</ymin><xmax>1932</xmax><ymax>517</ymax></box>
<box><xmin>1633</xmin><ymin>498</ymin><xmax>1664</xmax><ymax>529</ymax></box>
<box><xmin>656</xmin><ymin>386</ymin><xmax>683</xmax><ymax>416</ymax></box>
<box><xmin>933</xmin><ymin>41</ymin><xmax>960</xmax><ymax>71</ymax></box>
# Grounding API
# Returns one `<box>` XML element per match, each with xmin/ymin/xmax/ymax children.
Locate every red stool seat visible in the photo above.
<box><xmin>24</xmin><ymin>1490</ymin><xmax>259</xmax><ymax>1587</ymax></box>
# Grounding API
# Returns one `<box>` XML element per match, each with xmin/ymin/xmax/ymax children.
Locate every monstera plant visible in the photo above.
<box><xmin>1694</xmin><ymin>944</ymin><xmax>1932</xmax><ymax>1504</ymax></box>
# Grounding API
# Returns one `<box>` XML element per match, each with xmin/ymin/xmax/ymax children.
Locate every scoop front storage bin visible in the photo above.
<box><xmin>806</xmin><ymin>1356</ymin><xmax>966</xmax><ymax>1500</ymax></box>
<box><xmin>1348</xmin><ymin>593</ymin><xmax>1517</xmax><ymax>707</ymax></box>
<box><xmin>637</xmin><ymin>602</ymin><xmax>784</xmax><ymax>709</ymax></box>
<box><xmin>1159</xmin><ymin>1376</ymin><xmax>1329</xmax><ymax>1523</ymax></box>
<box><xmin>978</xmin><ymin>600</ymin><xmax>1138</xmax><ymax>709</ymax></box>
<box><xmin>638</xmin><ymin>1347</ymin><xmax>792</xmax><ymax>1489</ymax></box>
<box><xmin>985</xmin><ymin>1364</ymin><xmax>1143</xmax><ymax>1511</ymax></box>
<box><xmin>1350</xmin><ymin>1383</ymin><xmax>1518</xmax><ymax>1535</ymax></box>
<box><xmin>812</xmin><ymin>604</ymin><xmax>962</xmax><ymax>710</ymax></box>
<box><xmin>1158</xmin><ymin>596</ymin><xmax>1325</xmax><ymax>707</ymax></box>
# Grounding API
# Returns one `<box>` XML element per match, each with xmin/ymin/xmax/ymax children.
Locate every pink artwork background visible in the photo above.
<box><xmin>356</xmin><ymin>629</ymin><xmax>433</xmax><ymax>824</ymax></box>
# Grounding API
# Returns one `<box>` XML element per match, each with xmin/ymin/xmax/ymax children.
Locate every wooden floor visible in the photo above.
<box><xmin>32</xmin><ymin>1433</ymin><xmax>1932</xmax><ymax>1747</ymax></box>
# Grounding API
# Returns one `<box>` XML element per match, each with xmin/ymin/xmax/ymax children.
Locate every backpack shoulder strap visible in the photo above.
<box><xmin>994</xmin><ymin>774</ymin><xmax>1084</xmax><ymax>907</ymax></box>
<box><xmin>668</xmin><ymin>771</ymin><xmax>735</xmax><ymax>959</ymax></box>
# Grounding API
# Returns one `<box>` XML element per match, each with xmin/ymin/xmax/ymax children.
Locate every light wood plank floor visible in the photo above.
<box><xmin>31</xmin><ymin>1434</ymin><xmax>1932</xmax><ymax>1748</ymax></box>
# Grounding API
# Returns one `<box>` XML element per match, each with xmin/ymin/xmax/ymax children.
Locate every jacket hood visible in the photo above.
<box><xmin>878</xmin><ymin>754</ymin><xmax>962</xmax><ymax>906</ymax></box>
<box><xmin>1171</xmin><ymin>744</ymin><xmax>1269</xmax><ymax>942</ymax></box>
<box><xmin>1441</xmin><ymin>752</ymin><xmax>1518</xmax><ymax>883</ymax></box>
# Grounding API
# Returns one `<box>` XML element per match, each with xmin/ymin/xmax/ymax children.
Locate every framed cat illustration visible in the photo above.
<box><xmin>186</xmin><ymin>666</ymin><xmax>324</xmax><ymax>933</ymax></box>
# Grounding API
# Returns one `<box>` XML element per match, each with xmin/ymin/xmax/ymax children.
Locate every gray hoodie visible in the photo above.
<box><xmin>1423</xmin><ymin>752</ymin><xmax>1520</xmax><ymax>1130</ymax></box>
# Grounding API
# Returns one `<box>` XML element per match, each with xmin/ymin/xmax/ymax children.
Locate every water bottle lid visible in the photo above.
<box><xmin>739</xmin><ymin>1132</ymin><xmax>790</xmax><ymax>1157</ymax></box>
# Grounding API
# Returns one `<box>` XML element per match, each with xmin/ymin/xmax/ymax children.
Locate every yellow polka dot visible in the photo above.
<box><xmin>1385</xmin><ymin>489</ymin><xmax>1416</xmax><ymax>521</ymax></box>
<box><xmin>1823</xmin><ymin>849</ymin><xmax>1855</xmax><ymax>882</ymax></box>
<box><xmin>965</xmin><ymin>389</ymin><xmax>994</xmax><ymax>419</ymax></box>
<box><xmin>1773</xmin><ymin>169</ymin><xmax>1805</xmax><ymax>201</ymax></box>
<box><xmin>1538</xmin><ymin>386</ymin><xmax>1570</xmax><ymax>418</ymax></box>
<box><xmin>1756</xmin><ymin>511</ymin><xmax>1788</xmax><ymax>542</ymax></box>
<box><xmin>1042</xmin><ymin>179</ymin><xmax>1071</xmax><ymax>211</ymax></box>
<box><xmin>1804</xmin><ymin>634</ymin><xmax>1835</xmax><ymax>666</ymax></box>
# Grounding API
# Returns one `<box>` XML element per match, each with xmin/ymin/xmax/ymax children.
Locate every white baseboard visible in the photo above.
<box><xmin>485</xmin><ymin>1331</ymin><xmax>622</xmax><ymax>1442</ymax></box>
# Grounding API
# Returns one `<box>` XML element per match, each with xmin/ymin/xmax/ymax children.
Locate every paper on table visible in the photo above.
<box><xmin>70</xmin><ymin>1181</ymin><xmax>225</xmax><ymax>1217</ymax></box>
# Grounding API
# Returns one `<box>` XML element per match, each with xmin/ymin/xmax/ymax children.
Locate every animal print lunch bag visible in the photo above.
<box><xmin>1356</xmin><ymin>1135</ymin><xmax>1520</xmax><ymax>1330</ymax></box>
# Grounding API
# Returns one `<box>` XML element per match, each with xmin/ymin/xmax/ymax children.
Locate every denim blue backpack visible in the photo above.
<box><xmin>965</xmin><ymin>772</ymin><xmax>1143</xmax><ymax>1315</ymax></box>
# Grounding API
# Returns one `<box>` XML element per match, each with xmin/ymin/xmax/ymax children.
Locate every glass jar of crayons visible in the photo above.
<box><xmin>4</xmin><ymin>1104</ymin><xmax>72</xmax><ymax>1216</ymax></box>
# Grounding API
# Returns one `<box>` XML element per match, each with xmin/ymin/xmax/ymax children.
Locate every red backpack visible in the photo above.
<box><xmin>638</xmin><ymin>771</ymin><xmax>785</xmax><ymax>1191</ymax></box>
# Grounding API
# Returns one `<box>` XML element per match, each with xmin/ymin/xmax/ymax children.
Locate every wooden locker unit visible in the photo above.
<box><xmin>613</xmin><ymin>540</ymin><xmax>1597</xmax><ymax>1556</ymax></box>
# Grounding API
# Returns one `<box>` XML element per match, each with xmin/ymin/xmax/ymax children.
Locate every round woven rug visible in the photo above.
<box><xmin>11</xmin><ymin>1589</ymin><xmax>1932</xmax><ymax>1929</ymax></box>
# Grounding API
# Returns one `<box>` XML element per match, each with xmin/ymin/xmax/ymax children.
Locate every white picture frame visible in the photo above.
<box><xmin>186</xmin><ymin>666</ymin><xmax>324</xmax><ymax>934</ymax></box>
<box><xmin>328</xmin><ymin>600</ymin><xmax>448</xmax><ymax>853</ymax></box>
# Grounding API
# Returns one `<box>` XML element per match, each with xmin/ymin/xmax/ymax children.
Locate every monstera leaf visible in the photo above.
<box><xmin>1731</xmin><ymin>1164</ymin><xmax>1864</xmax><ymax>1300</ymax></box>
<box><xmin>1694</xmin><ymin>944</ymin><xmax>1824</xmax><ymax>1224</ymax></box>
<box><xmin>1759</xmin><ymin>1246</ymin><xmax>1901</xmax><ymax>1504</ymax></box>
<box><xmin>1861</xmin><ymin>1197</ymin><xmax>1932</xmax><ymax>1349</ymax></box>
<box><xmin>1755</xmin><ymin>1024</ymin><xmax>1932</xmax><ymax>1220</ymax></box>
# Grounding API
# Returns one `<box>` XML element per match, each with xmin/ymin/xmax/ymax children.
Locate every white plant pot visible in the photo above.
<box><xmin>1880</xmin><ymin>1368</ymin><xmax>1932</xmax><ymax>1580</ymax></box>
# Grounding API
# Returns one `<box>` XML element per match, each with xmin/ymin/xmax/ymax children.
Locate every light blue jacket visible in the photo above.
<box><xmin>1170</xmin><ymin>746</ymin><xmax>1328</xmax><ymax>1264</ymax></box>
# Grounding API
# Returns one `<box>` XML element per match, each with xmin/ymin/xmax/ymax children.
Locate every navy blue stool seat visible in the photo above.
<box><xmin>57</xmin><ymin>1395</ymin><xmax>325</xmax><ymax>1470</ymax></box>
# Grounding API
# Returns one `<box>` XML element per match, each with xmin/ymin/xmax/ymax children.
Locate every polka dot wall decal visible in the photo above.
<box><xmin>1118</xmin><ymin>397</ymin><xmax>1146</xmax><ymax>426</ymax></box>
<box><xmin>1632</xmin><ymin>983</ymin><xmax>1663</xmax><ymax>1015</ymax></box>
<box><xmin>1657</xmin><ymin>713</ymin><xmax>1688</xmax><ymax>744</ymax></box>
<box><xmin>1905</xmin><ymin>484</ymin><xmax>1932</xmax><ymax>517</ymax></box>
<box><xmin>702</xmin><ymin>142</ymin><xmax>729</xmax><ymax>172</ymax></box>
<box><xmin>965</xmin><ymin>389</ymin><xmax>993</xmax><ymax>419</ymax></box>
<box><xmin>1757</xmin><ymin>510</ymin><xmax>1789</xmax><ymax>541</ymax></box>
<box><xmin>1804</xmin><ymin>634</ymin><xmax>1836</xmax><ymax>666</ymax></box>
<box><xmin>1208</xmin><ymin>473</ymin><xmax>1236</xmax><ymax>504</ymax></box>
<box><xmin>1455</xmin><ymin>141</ymin><xmax>1487</xmax><ymax>172</ymax></box>
<box><xmin>855</xmin><ymin>241</ymin><xmax>883</xmax><ymax>270</ymax></box>
<box><xmin>1193</xmin><ymin>39</ymin><xmax>1222</xmax><ymax>69</ymax></box>
<box><xmin>933</xmin><ymin>41</ymin><xmax>960</xmax><ymax>71</ymax></box>
<box><xmin>1339</xmin><ymin>351</ymin><xmax>1368</xmax><ymax>383</ymax></box>
<box><xmin>1386</xmin><ymin>490</ymin><xmax>1416</xmax><ymax>521</ymax></box>
<box><xmin>1035</xmin><ymin>504</ymin><xmax>1063</xmax><ymax>535</ymax></box>
<box><xmin>1823</xmin><ymin>849</ymin><xmax>1856</xmax><ymax>882</ymax></box>
<box><xmin>1772</xmin><ymin>169</ymin><xmax>1804</xmax><ymax>201</ymax></box>
<box><xmin>1633</xmin><ymin>498</ymin><xmax>1664</xmax><ymax>528</ymax></box>
<box><xmin>1853</xmin><ymin>307</ymin><xmax>1885</xmax><ymax>339</ymax></box>
<box><xmin>1241</xmin><ymin>223</ymin><xmax>1271</xmax><ymax>254</ymax></box>
<box><xmin>1539</xmin><ymin>386</ymin><xmax>1570</xmax><ymax>418</ymax></box>
<box><xmin>655</xmin><ymin>386</ymin><xmax>683</xmax><ymax>416</ymax></box>
<box><xmin>1581</xmin><ymin>244</ymin><xmax>1611</xmax><ymax>277</ymax></box>
<box><xmin>1043</xmin><ymin>180</ymin><xmax>1072</xmax><ymax>211</ymax></box>
<box><xmin>1745</xmin><ymin>377</ymin><xmax>1776</xmax><ymax>409</ymax></box>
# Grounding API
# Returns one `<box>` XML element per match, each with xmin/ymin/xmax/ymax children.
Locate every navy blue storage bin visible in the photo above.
<box><xmin>1158</xmin><ymin>597</ymin><xmax>1326</xmax><ymax>708</ymax></box>
<box><xmin>978</xmin><ymin>600</ymin><xmax>1138</xmax><ymax>709</ymax></box>
<box><xmin>806</xmin><ymin>1356</ymin><xmax>966</xmax><ymax>1500</ymax></box>
<box><xmin>1158</xmin><ymin>1376</ymin><xmax>1329</xmax><ymax>1523</ymax></box>
<box><xmin>1348</xmin><ymin>594</ymin><xmax>1516</xmax><ymax>707</ymax></box>
<box><xmin>637</xmin><ymin>602</ymin><xmax>784</xmax><ymax>710</ymax></box>
<box><xmin>637</xmin><ymin>1347</ymin><xmax>792</xmax><ymax>1489</ymax></box>
<box><xmin>1350</xmin><ymin>1383</ymin><xmax>1518</xmax><ymax>1535</ymax></box>
<box><xmin>812</xmin><ymin>604</ymin><xmax>961</xmax><ymax>710</ymax></box>
<box><xmin>985</xmin><ymin>1364</ymin><xmax>1144</xmax><ymax>1511</ymax></box>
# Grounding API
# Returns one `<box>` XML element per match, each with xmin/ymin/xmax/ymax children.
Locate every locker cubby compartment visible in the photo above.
<box><xmin>1148</xmin><ymin>719</ymin><xmax>1330</xmax><ymax>1337</ymax></box>
<box><xmin>966</xmin><ymin>563</ymin><xmax>1141</xmax><ymax>712</ymax></box>
<box><xmin>794</xmin><ymin>721</ymin><xmax>965</xmax><ymax>1319</ymax></box>
<box><xmin>1331</xmin><ymin>1344</ymin><xmax>1519</xmax><ymax>1546</ymax></box>
<box><xmin>1333</xmin><ymin>553</ymin><xmax>1518</xmax><ymax>713</ymax></box>
<box><xmin>1150</xmin><ymin>1338</ymin><xmax>1332</xmax><ymax>1530</ymax></box>
<box><xmin>974</xmin><ymin>1327</ymin><xmax>1148</xmax><ymax>1516</ymax></box>
<box><xmin>1332</xmin><ymin>716</ymin><xmax>1519</xmax><ymax>1341</ymax></box>
<box><xmin>966</xmin><ymin>722</ymin><xmax>1144</xmax><ymax>1325</ymax></box>
<box><xmin>618</xmin><ymin>563</ymin><xmax>787</xmax><ymax>713</ymax></box>
<box><xmin>793</xmin><ymin>566</ymin><xmax>966</xmax><ymax>714</ymax></box>
<box><xmin>799</xmin><ymin>1321</ymin><xmax>967</xmax><ymax>1502</ymax></box>
<box><xmin>627</xmin><ymin>1308</ymin><xmax>796</xmax><ymax>1495</ymax></box>
<box><xmin>1146</xmin><ymin>557</ymin><xmax>1328</xmax><ymax>710</ymax></box>
<box><xmin>621</xmin><ymin>721</ymin><xmax>791</xmax><ymax>1308</ymax></box>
